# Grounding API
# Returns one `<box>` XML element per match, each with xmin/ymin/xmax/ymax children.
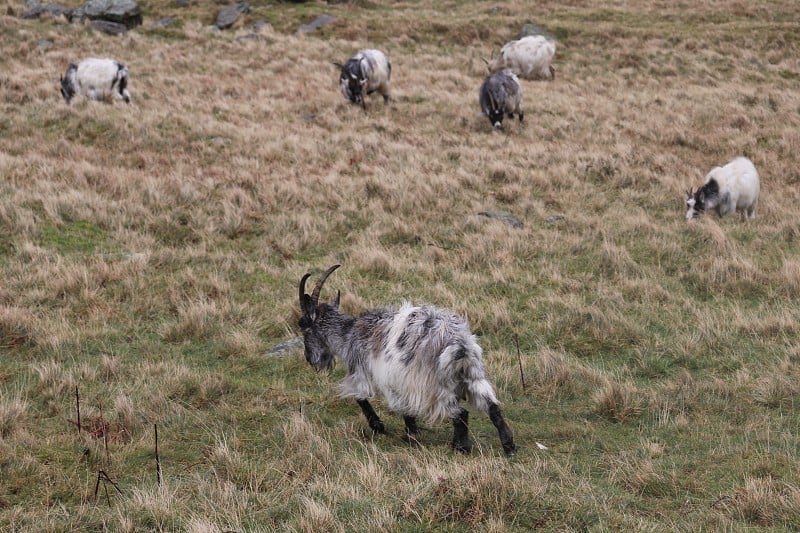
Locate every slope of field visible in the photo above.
<box><xmin>1</xmin><ymin>0</ymin><xmax>799</xmax><ymax>530</ymax></box>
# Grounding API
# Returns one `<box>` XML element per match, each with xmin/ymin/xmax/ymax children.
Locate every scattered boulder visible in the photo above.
<box><xmin>268</xmin><ymin>337</ymin><xmax>303</xmax><ymax>357</ymax></box>
<box><xmin>21</xmin><ymin>2</ymin><xmax>72</xmax><ymax>19</ymax></box>
<box><xmin>149</xmin><ymin>16</ymin><xmax>176</xmax><ymax>29</ymax></box>
<box><xmin>215</xmin><ymin>2</ymin><xmax>248</xmax><ymax>30</ymax></box>
<box><xmin>176</xmin><ymin>0</ymin><xmax>189</xmax><ymax>7</ymax></box>
<box><xmin>72</xmin><ymin>0</ymin><xmax>142</xmax><ymax>29</ymax></box>
<box><xmin>545</xmin><ymin>214</ymin><xmax>565</xmax><ymax>224</ymax></box>
<box><xmin>236</xmin><ymin>33</ymin><xmax>263</xmax><ymax>42</ymax></box>
<box><xmin>297</xmin><ymin>13</ymin><xmax>335</xmax><ymax>33</ymax></box>
<box><xmin>477</xmin><ymin>211</ymin><xmax>524</xmax><ymax>229</ymax></box>
<box><xmin>251</xmin><ymin>19</ymin><xmax>270</xmax><ymax>32</ymax></box>
<box><xmin>90</xmin><ymin>18</ymin><xmax>129</xmax><ymax>34</ymax></box>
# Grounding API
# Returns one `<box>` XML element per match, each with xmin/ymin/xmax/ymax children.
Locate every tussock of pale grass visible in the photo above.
<box><xmin>219</xmin><ymin>325</ymin><xmax>262</xmax><ymax>359</ymax></box>
<box><xmin>720</xmin><ymin>476</ymin><xmax>800</xmax><ymax>527</ymax></box>
<box><xmin>606</xmin><ymin>454</ymin><xmax>674</xmax><ymax>499</ymax></box>
<box><xmin>0</xmin><ymin>393</ymin><xmax>27</xmax><ymax>439</ymax></box>
<box><xmin>592</xmin><ymin>377</ymin><xmax>647</xmax><ymax>424</ymax></box>
<box><xmin>0</xmin><ymin>305</ymin><xmax>35</xmax><ymax>348</ymax></box>
<box><xmin>282</xmin><ymin>412</ymin><xmax>333</xmax><ymax>474</ymax></box>
<box><xmin>162</xmin><ymin>299</ymin><xmax>220</xmax><ymax>342</ymax></box>
<box><xmin>298</xmin><ymin>494</ymin><xmax>340</xmax><ymax>533</ymax></box>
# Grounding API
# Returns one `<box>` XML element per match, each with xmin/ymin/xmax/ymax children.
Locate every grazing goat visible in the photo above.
<box><xmin>686</xmin><ymin>157</ymin><xmax>760</xmax><ymax>221</ymax></box>
<box><xmin>60</xmin><ymin>58</ymin><xmax>130</xmax><ymax>104</ymax></box>
<box><xmin>333</xmin><ymin>49</ymin><xmax>391</xmax><ymax>109</ymax></box>
<box><xmin>487</xmin><ymin>35</ymin><xmax>556</xmax><ymax>81</ymax></box>
<box><xmin>479</xmin><ymin>70</ymin><xmax>523</xmax><ymax>130</ymax></box>
<box><xmin>298</xmin><ymin>265</ymin><xmax>517</xmax><ymax>456</ymax></box>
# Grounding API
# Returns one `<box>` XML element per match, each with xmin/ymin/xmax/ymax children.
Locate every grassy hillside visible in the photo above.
<box><xmin>1</xmin><ymin>0</ymin><xmax>800</xmax><ymax>530</ymax></box>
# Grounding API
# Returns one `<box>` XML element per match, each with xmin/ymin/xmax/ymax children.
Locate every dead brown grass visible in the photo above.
<box><xmin>1</xmin><ymin>0</ymin><xmax>800</xmax><ymax>529</ymax></box>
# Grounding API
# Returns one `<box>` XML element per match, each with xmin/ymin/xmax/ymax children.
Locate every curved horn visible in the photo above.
<box><xmin>299</xmin><ymin>272</ymin><xmax>312</xmax><ymax>307</ymax></box>
<box><xmin>311</xmin><ymin>264</ymin><xmax>341</xmax><ymax>305</ymax></box>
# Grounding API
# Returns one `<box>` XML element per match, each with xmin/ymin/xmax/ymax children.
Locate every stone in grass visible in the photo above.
<box><xmin>90</xmin><ymin>19</ymin><xmax>129</xmax><ymax>34</ymax></box>
<box><xmin>268</xmin><ymin>337</ymin><xmax>304</xmax><ymax>357</ymax></box>
<box><xmin>149</xmin><ymin>16</ymin><xmax>176</xmax><ymax>29</ymax></box>
<box><xmin>477</xmin><ymin>210</ymin><xmax>524</xmax><ymax>229</ymax></box>
<box><xmin>545</xmin><ymin>214</ymin><xmax>565</xmax><ymax>224</ymax></box>
<box><xmin>216</xmin><ymin>2</ymin><xmax>248</xmax><ymax>30</ymax></box>
<box><xmin>72</xmin><ymin>0</ymin><xmax>143</xmax><ymax>29</ymax></box>
<box><xmin>21</xmin><ymin>2</ymin><xmax>72</xmax><ymax>19</ymax></box>
<box><xmin>298</xmin><ymin>14</ymin><xmax>335</xmax><ymax>34</ymax></box>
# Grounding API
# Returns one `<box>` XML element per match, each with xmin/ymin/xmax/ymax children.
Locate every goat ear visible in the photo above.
<box><xmin>332</xmin><ymin>290</ymin><xmax>341</xmax><ymax>310</ymax></box>
<box><xmin>332</xmin><ymin>62</ymin><xmax>344</xmax><ymax>69</ymax></box>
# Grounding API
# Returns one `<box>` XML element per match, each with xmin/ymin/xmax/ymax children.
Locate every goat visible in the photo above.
<box><xmin>486</xmin><ymin>35</ymin><xmax>556</xmax><ymax>81</ymax></box>
<box><xmin>333</xmin><ymin>49</ymin><xmax>391</xmax><ymax>110</ymax></box>
<box><xmin>686</xmin><ymin>157</ymin><xmax>760</xmax><ymax>221</ymax></box>
<box><xmin>479</xmin><ymin>70</ymin><xmax>523</xmax><ymax>130</ymax></box>
<box><xmin>298</xmin><ymin>265</ymin><xmax>517</xmax><ymax>456</ymax></box>
<box><xmin>60</xmin><ymin>58</ymin><xmax>130</xmax><ymax>105</ymax></box>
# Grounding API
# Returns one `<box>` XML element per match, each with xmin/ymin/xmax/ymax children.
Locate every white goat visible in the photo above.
<box><xmin>487</xmin><ymin>35</ymin><xmax>556</xmax><ymax>81</ymax></box>
<box><xmin>60</xmin><ymin>58</ymin><xmax>130</xmax><ymax>104</ymax></box>
<box><xmin>685</xmin><ymin>157</ymin><xmax>760</xmax><ymax>221</ymax></box>
<box><xmin>333</xmin><ymin>49</ymin><xmax>391</xmax><ymax>109</ymax></box>
<box><xmin>479</xmin><ymin>70</ymin><xmax>523</xmax><ymax>130</ymax></box>
<box><xmin>298</xmin><ymin>265</ymin><xmax>517</xmax><ymax>455</ymax></box>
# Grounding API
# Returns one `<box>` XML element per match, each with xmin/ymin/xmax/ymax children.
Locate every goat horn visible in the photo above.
<box><xmin>311</xmin><ymin>264</ymin><xmax>341</xmax><ymax>305</ymax></box>
<box><xmin>299</xmin><ymin>273</ymin><xmax>312</xmax><ymax>307</ymax></box>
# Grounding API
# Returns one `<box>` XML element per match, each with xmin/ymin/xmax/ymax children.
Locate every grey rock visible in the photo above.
<box><xmin>251</xmin><ymin>19</ymin><xmax>269</xmax><ymax>32</ymax></box>
<box><xmin>477</xmin><ymin>211</ymin><xmax>524</xmax><ymax>229</ymax></box>
<box><xmin>149</xmin><ymin>16</ymin><xmax>176</xmax><ymax>29</ymax></box>
<box><xmin>90</xmin><ymin>19</ymin><xmax>129</xmax><ymax>34</ymax></box>
<box><xmin>21</xmin><ymin>2</ymin><xmax>72</xmax><ymax>19</ymax></box>
<box><xmin>545</xmin><ymin>215</ymin><xmax>565</xmax><ymax>224</ymax></box>
<box><xmin>297</xmin><ymin>13</ymin><xmax>335</xmax><ymax>33</ymax></box>
<box><xmin>176</xmin><ymin>0</ymin><xmax>189</xmax><ymax>6</ymax></box>
<box><xmin>73</xmin><ymin>0</ymin><xmax>143</xmax><ymax>29</ymax></box>
<box><xmin>37</xmin><ymin>39</ymin><xmax>54</xmax><ymax>49</ymax></box>
<box><xmin>236</xmin><ymin>33</ymin><xmax>263</xmax><ymax>42</ymax></box>
<box><xmin>215</xmin><ymin>2</ymin><xmax>248</xmax><ymax>30</ymax></box>
<box><xmin>268</xmin><ymin>337</ymin><xmax>304</xmax><ymax>357</ymax></box>
<box><xmin>520</xmin><ymin>22</ymin><xmax>554</xmax><ymax>40</ymax></box>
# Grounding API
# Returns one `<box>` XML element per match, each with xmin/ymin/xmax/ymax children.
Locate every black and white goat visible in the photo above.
<box><xmin>60</xmin><ymin>58</ymin><xmax>130</xmax><ymax>105</ymax></box>
<box><xmin>298</xmin><ymin>265</ymin><xmax>517</xmax><ymax>456</ymax></box>
<box><xmin>333</xmin><ymin>49</ymin><xmax>391</xmax><ymax>109</ymax></box>
<box><xmin>686</xmin><ymin>157</ymin><xmax>760</xmax><ymax>221</ymax></box>
<box><xmin>479</xmin><ymin>70</ymin><xmax>523</xmax><ymax>130</ymax></box>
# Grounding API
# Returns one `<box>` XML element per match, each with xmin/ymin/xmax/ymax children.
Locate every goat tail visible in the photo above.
<box><xmin>440</xmin><ymin>341</ymin><xmax>500</xmax><ymax>415</ymax></box>
<box><xmin>467</xmin><ymin>377</ymin><xmax>500</xmax><ymax>414</ymax></box>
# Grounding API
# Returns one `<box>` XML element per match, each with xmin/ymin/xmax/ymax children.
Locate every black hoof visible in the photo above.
<box><xmin>452</xmin><ymin>441</ymin><xmax>472</xmax><ymax>454</ymax></box>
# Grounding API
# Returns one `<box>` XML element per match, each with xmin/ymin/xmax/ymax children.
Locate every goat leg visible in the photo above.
<box><xmin>356</xmin><ymin>399</ymin><xmax>385</xmax><ymax>433</ymax></box>
<box><xmin>451</xmin><ymin>408</ymin><xmax>472</xmax><ymax>454</ymax></box>
<box><xmin>403</xmin><ymin>415</ymin><xmax>420</xmax><ymax>437</ymax></box>
<box><xmin>489</xmin><ymin>403</ymin><xmax>517</xmax><ymax>456</ymax></box>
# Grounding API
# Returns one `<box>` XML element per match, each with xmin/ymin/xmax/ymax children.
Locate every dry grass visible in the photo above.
<box><xmin>1</xmin><ymin>0</ymin><xmax>800</xmax><ymax>529</ymax></box>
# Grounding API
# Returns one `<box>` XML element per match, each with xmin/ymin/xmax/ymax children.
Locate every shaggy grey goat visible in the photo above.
<box><xmin>479</xmin><ymin>70</ymin><xmax>522</xmax><ymax>130</ymax></box>
<box><xmin>298</xmin><ymin>265</ymin><xmax>517</xmax><ymax>456</ymax></box>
